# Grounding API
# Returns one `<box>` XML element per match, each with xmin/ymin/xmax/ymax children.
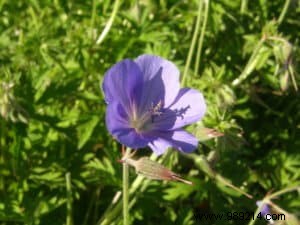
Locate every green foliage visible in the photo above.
<box><xmin>0</xmin><ymin>0</ymin><xmax>299</xmax><ymax>225</ymax></box>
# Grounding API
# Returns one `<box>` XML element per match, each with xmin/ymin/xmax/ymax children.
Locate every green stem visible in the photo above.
<box><xmin>268</xmin><ymin>185</ymin><xmax>300</xmax><ymax>199</ymax></box>
<box><xmin>182</xmin><ymin>0</ymin><xmax>203</xmax><ymax>86</ymax></box>
<box><xmin>0</xmin><ymin>119</ymin><xmax>5</xmax><ymax>191</ymax></box>
<box><xmin>195</xmin><ymin>0</ymin><xmax>209</xmax><ymax>76</ymax></box>
<box><xmin>90</xmin><ymin>0</ymin><xmax>97</xmax><ymax>40</ymax></box>
<box><xmin>96</xmin><ymin>0</ymin><xmax>121</xmax><ymax>45</ymax></box>
<box><xmin>247</xmin><ymin>204</ymin><xmax>263</xmax><ymax>225</ymax></box>
<box><xmin>123</xmin><ymin>148</ymin><xmax>131</xmax><ymax>225</ymax></box>
<box><xmin>66</xmin><ymin>172</ymin><xmax>73</xmax><ymax>225</ymax></box>
<box><xmin>278</xmin><ymin>0</ymin><xmax>291</xmax><ymax>25</ymax></box>
<box><xmin>97</xmin><ymin>153</ymin><xmax>163</xmax><ymax>225</ymax></box>
<box><xmin>288</xmin><ymin>63</ymin><xmax>298</xmax><ymax>91</ymax></box>
<box><xmin>247</xmin><ymin>185</ymin><xmax>300</xmax><ymax>225</ymax></box>
<box><xmin>240</xmin><ymin>0</ymin><xmax>248</xmax><ymax>14</ymax></box>
<box><xmin>82</xmin><ymin>189</ymin><xmax>98</xmax><ymax>225</ymax></box>
<box><xmin>232</xmin><ymin>37</ymin><xmax>265</xmax><ymax>86</ymax></box>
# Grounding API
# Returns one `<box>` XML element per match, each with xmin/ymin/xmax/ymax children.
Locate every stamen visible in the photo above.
<box><xmin>149</xmin><ymin>100</ymin><xmax>163</xmax><ymax>122</ymax></box>
<box><xmin>130</xmin><ymin>100</ymin><xmax>164</xmax><ymax>132</ymax></box>
<box><xmin>174</xmin><ymin>105</ymin><xmax>190</xmax><ymax>119</ymax></box>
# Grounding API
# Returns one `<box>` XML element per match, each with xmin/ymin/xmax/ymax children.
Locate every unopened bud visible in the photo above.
<box><xmin>195</xmin><ymin>127</ymin><xmax>223</xmax><ymax>142</ymax></box>
<box><xmin>121</xmin><ymin>156</ymin><xmax>193</xmax><ymax>185</ymax></box>
<box><xmin>280</xmin><ymin>71</ymin><xmax>289</xmax><ymax>91</ymax></box>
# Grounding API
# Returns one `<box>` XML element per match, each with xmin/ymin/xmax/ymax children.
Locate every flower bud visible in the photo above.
<box><xmin>120</xmin><ymin>156</ymin><xmax>193</xmax><ymax>185</ymax></box>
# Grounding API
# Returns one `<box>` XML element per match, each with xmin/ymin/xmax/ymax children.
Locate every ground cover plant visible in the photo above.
<box><xmin>0</xmin><ymin>0</ymin><xmax>299</xmax><ymax>225</ymax></box>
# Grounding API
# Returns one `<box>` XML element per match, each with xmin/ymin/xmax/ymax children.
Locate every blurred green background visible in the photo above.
<box><xmin>0</xmin><ymin>0</ymin><xmax>299</xmax><ymax>224</ymax></box>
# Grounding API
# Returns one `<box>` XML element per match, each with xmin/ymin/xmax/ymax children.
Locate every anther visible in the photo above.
<box><xmin>149</xmin><ymin>100</ymin><xmax>164</xmax><ymax>122</ymax></box>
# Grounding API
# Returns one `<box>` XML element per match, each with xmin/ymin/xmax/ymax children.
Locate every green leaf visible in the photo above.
<box><xmin>77</xmin><ymin>116</ymin><xmax>100</xmax><ymax>149</ymax></box>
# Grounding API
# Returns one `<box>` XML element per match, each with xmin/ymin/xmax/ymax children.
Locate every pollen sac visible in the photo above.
<box><xmin>150</xmin><ymin>100</ymin><xmax>164</xmax><ymax>122</ymax></box>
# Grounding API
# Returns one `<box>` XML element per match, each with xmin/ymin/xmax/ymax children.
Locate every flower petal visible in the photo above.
<box><xmin>147</xmin><ymin>129</ymin><xmax>198</xmax><ymax>155</ymax></box>
<box><xmin>102</xmin><ymin>59</ymin><xmax>143</xmax><ymax>113</ymax></box>
<box><xmin>106</xmin><ymin>102</ymin><xmax>149</xmax><ymax>149</ymax></box>
<box><xmin>168</xmin><ymin>130</ymin><xmax>198</xmax><ymax>153</ymax></box>
<box><xmin>117</xmin><ymin>130</ymin><xmax>150</xmax><ymax>149</ymax></box>
<box><xmin>256</xmin><ymin>201</ymin><xmax>271</xmax><ymax>216</ymax></box>
<box><xmin>148</xmin><ymin>138</ymin><xmax>171</xmax><ymax>155</ymax></box>
<box><xmin>135</xmin><ymin>55</ymin><xmax>180</xmax><ymax>109</ymax></box>
<box><xmin>153</xmin><ymin>88</ymin><xmax>206</xmax><ymax>130</ymax></box>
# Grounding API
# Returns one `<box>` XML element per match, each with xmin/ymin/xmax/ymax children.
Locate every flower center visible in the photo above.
<box><xmin>130</xmin><ymin>100</ymin><xmax>163</xmax><ymax>133</ymax></box>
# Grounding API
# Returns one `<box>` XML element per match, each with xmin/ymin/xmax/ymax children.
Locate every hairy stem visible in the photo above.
<box><xmin>195</xmin><ymin>0</ymin><xmax>209</xmax><ymax>76</ymax></box>
<box><xmin>123</xmin><ymin>148</ymin><xmax>131</xmax><ymax>225</ymax></box>
<box><xmin>96</xmin><ymin>0</ymin><xmax>121</xmax><ymax>45</ymax></box>
<box><xmin>278</xmin><ymin>0</ymin><xmax>291</xmax><ymax>25</ymax></box>
<box><xmin>182</xmin><ymin>0</ymin><xmax>203</xmax><ymax>86</ymax></box>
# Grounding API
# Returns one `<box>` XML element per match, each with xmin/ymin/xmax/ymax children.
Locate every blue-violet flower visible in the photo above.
<box><xmin>256</xmin><ymin>201</ymin><xmax>271</xmax><ymax>216</ymax></box>
<box><xmin>103</xmin><ymin>54</ymin><xmax>206</xmax><ymax>155</ymax></box>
